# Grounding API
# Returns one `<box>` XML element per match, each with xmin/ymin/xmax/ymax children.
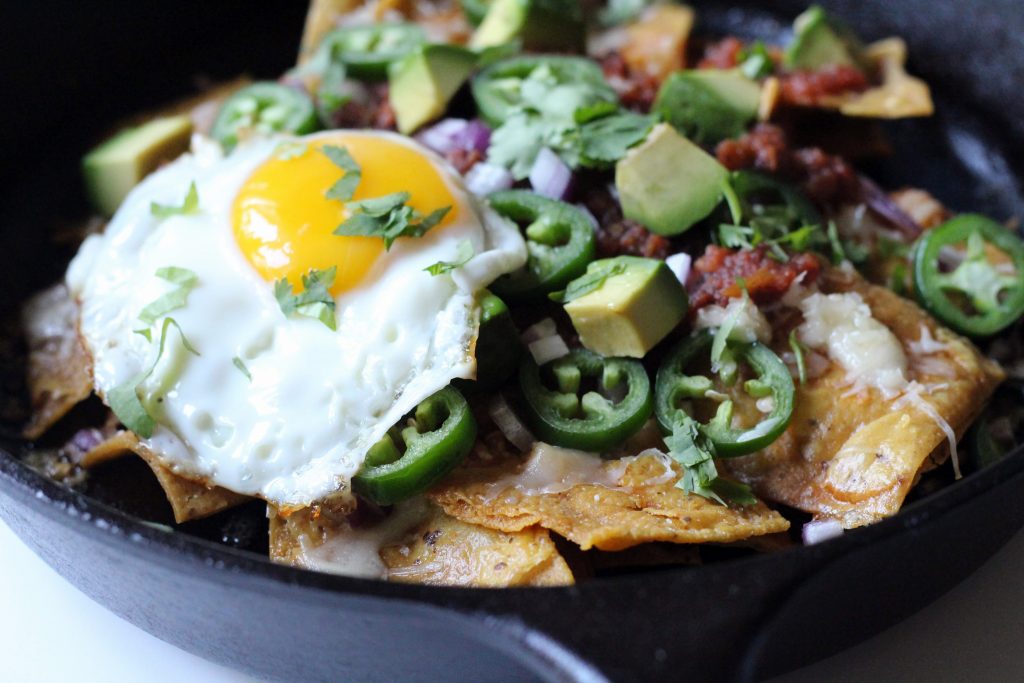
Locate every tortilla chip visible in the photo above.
<box><xmin>725</xmin><ymin>267</ymin><xmax>1004</xmax><ymax>528</ymax></box>
<box><xmin>22</xmin><ymin>284</ymin><xmax>93</xmax><ymax>440</ymax></box>
<box><xmin>87</xmin><ymin>431</ymin><xmax>249</xmax><ymax>523</ymax></box>
<box><xmin>817</xmin><ymin>38</ymin><xmax>934</xmax><ymax>119</ymax></box>
<box><xmin>270</xmin><ymin>500</ymin><xmax>573</xmax><ymax>586</ymax></box>
<box><xmin>429</xmin><ymin>448</ymin><xmax>790</xmax><ymax>551</ymax></box>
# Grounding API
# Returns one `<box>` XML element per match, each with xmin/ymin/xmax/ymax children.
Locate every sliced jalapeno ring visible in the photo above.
<box><xmin>488</xmin><ymin>190</ymin><xmax>596</xmax><ymax>304</ymax></box>
<box><xmin>471</xmin><ymin>55</ymin><xmax>616</xmax><ymax>127</ymax></box>
<box><xmin>321</xmin><ymin>23</ymin><xmax>427</xmax><ymax>80</ymax></box>
<box><xmin>467</xmin><ymin>291</ymin><xmax>522</xmax><ymax>391</ymax></box>
<box><xmin>212</xmin><ymin>82</ymin><xmax>318</xmax><ymax>151</ymax></box>
<box><xmin>655</xmin><ymin>331</ymin><xmax>795</xmax><ymax>457</ymax></box>
<box><xmin>353</xmin><ymin>386</ymin><xmax>477</xmax><ymax>505</ymax></box>
<box><xmin>518</xmin><ymin>349</ymin><xmax>653</xmax><ymax>451</ymax></box>
<box><xmin>912</xmin><ymin>214</ymin><xmax>1024</xmax><ymax>337</ymax></box>
<box><xmin>460</xmin><ymin>0</ymin><xmax>493</xmax><ymax>26</ymax></box>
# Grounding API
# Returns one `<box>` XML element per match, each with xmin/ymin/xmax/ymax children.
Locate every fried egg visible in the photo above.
<box><xmin>67</xmin><ymin>131</ymin><xmax>527</xmax><ymax>506</ymax></box>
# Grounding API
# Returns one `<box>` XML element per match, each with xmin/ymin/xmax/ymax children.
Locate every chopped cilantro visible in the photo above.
<box><xmin>275</xmin><ymin>141</ymin><xmax>309</xmax><ymax>160</ymax></box>
<box><xmin>232</xmin><ymin>356</ymin><xmax>252</xmax><ymax>382</ymax></box>
<box><xmin>575</xmin><ymin>111</ymin><xmax>655</xmax><ymax>169</ymax></box>
<box><xmin>109</xmin><ymin>317</ymin><xmax>199</xmax><ymax>438</ymax></box>
<box><xmin>335</xmin><ymin>192</ymin><xmax>451</xmax><ymax>250</ymax></box>
<box><xmin>138</xmin><ymin>267</ymin><xmax>199</xmax><ymax>325</ymax></box>
<box><xmin>826</xmin><ymin>220</ymin><xmax>870</xmax><ymax>264</ymax></box>
<box><xmin>274</xmin><ymin>267</ymin><xmax>338</xmax><ymax>330</ymax></box>
<box><xmin>550</xmin><ymin>260</ymin><xmax>627</xmax><ymax>303</ymax></box>
<box><xmin>664</xmin><ymin>415</ymin><xmax>756</xmax><ymax>506</ymax></box>
<box><xmin>424</xmin><ymin>240</ymin><xmax>474</xmax><ymax>276</ymax></box>
<box><xmin>789</xmin><ymin>330</ymin><xmax>807</xmax><ymax>385</ymax></box>
<box><xmin>322</xmin><ymin>145</ymin><xmax>361</xmax><ymax>202</ymax></box>
<box><xmin>150</xmin><ymin>182</ymin><xmax>200</xmax><ymax>218</ymax></box>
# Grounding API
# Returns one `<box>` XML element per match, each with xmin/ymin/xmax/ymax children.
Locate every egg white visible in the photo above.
<box><xmin>67</xmin><ymin>131</ymin><xmax>527</xmax><ymax>506</ymax></box>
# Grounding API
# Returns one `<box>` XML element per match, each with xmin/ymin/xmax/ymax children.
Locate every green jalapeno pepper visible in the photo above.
<box><xmin>655</xmin><ymin>331</ymin><xmax>794</xmax><ymax>457</ymax></box>
<box><xmin>471</xmin><ymin>55</ymin><xmax>616</xmax><ymax>127</ymax></box>
<box><xmin>353</xmin><ymin>386</ymin><xmax>477</xmax><ymax>505</ymax></box>
<box><xmin>518</xmin><ymin>349</ymin><xmax>653</xmax><ymax>451</ymax></box>
<box><xmin>460</xmin><ymin>0</ymin><xmax>493</xmax><ymax>26</ymax></box>
<box><xmin>488</xmin><ymin>190</ymin><xmax>596</xmax><ymax>304</ymax></box>
<box><xmin>471</xmin><ymin>291</ymin><xmax>522</xmax><ymax>390</ymax></box>
<box><xmin>912</xmin><ymin>214</ymin><xmax>1024</xmax><ymax>337</ymax></box>
<box><xmin>320</xmin><ymin>23</ymin><xmax>427</xmax><ymax>81</ymax></box>
<box><xmin>211</xmin><ymin>82</ymin><xmax>318</xmax><ymax>151</ymax></box>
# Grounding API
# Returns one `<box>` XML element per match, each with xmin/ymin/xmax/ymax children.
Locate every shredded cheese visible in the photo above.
<box><xmin>895</xmin><ymin>381</ymin><xmax>962</xmax><ymax>480</ymax></box>
<box><xmin>695</xmin><ymin>298</ymin><xmax>771</xmax><ymax>344</ymax></box>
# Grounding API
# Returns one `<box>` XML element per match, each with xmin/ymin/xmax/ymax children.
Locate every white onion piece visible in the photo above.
<box><xmin>529</xmin><ymin>147</ymin><xmax>572</xmax><ymax>200</ymax></box>
<box><xmin>802</xmin><ymin>519</ymin><xmax>844</xmax><ymax>545</ymax></box>
<box><xmin>521</xmin><ymin>318</ymin><xmax>558</xmax><ymax>344</ymax></box>
<box><xmin>488</xmin><ymin>394</ymin><xmax>535</xmax><ymax>452</ymax></box>
<box><xmin>665</xmin><ymin>252</ymin><xmax>692</xmax><ymax>284</ymax></box>
<box><xmin>528</xmin><ymin>335</ymin><xmax>570</xmax><ymax>365</ymax></box>
<box><xmin>465</xmin><ymin>162</ymin><xmax>514</xmax><ymax>195</ymax></box>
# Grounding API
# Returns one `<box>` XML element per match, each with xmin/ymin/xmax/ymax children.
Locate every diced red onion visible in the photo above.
<box><xmin>416</xmin><ymin>118</ymin><xmax>491</xmax><ymax>156</ymax></box>
<box><xmin>860</xmin><ymin>176</ymin><xmax>922</xmax><ymax>239</ymax></box>
<box><xmin>529</xmin><ymin>147</ymin><xmax>573</xmax><ymax>200</ymax></box>
<box><xmin>465</xmin><ymin>162</ymin><xmax>514</xmax><ymax>195</ymax></box>
<box><xmin>802</xmin><ymin>519</ymin><xmax>844</xmax><ymax>545</ymax></box>
<box><xmin>665</xmin><ymin>252</ymin><xmax>692</xmax><ymax>285</ymax></box>
<box><xmin>528</xmin><ymin>335</ymin><xmax>570</xmax><ymax>365</ymax></box>
<box><xmin>71</xmin><ymin>428</ymin><xmax>103</xmax><ymax>454</ymax></box>
<box><xmin>488</xmin><ymin>394</ymin><xmax>535</xmax><ymax>452</ymax></box>
<box><xmin>521</xmin><ymin>318</ymin><xmax>558</xmax><ymax>344</ymax></box>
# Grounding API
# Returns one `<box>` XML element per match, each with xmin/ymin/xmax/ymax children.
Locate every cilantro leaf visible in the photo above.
<box><xmin>551</xmin><ymin>261</ymin><xmax>626</xmax><ymax>303</ymax></box>
<box><xmin>575</xmin><ymin>111</ymin><xmax>655</xmax><ymax>168</ymax></box>
<box><xmin>738</xmin><ymin>41</ymin><xmax>774</xmax><ymax>80</ymax></box>
<box><xmin>109</xmin><ymin>317</ymin><xmax>199</xmax><ymax>438</ymax></box>
<box><xmin>335</xmin><ymin>193</ymin><xmax>450</xmax><ymax>250</ymax></box>
<box><xmin>274</xmin><ymin>267</ymin><xmax>338</xmax><ymax>330</ymax></box>
<box><xmin>789</xmin><ymin>330</ymin><xmax>807</xmax><ymax>385</ymax></box>
<box><xmin>138</xmin><ymin>267</ymin><xmax>199</xmax><ymax>325</ymax></box>
<box><xmin>232</xmin><ymin>356</ymin><xmax>252</xmax><ymax>382</ymax></box>
<box><xmin>664</xmin><ymin>415</ymin><xmax>756</xmax><ymax>506</ymax></box>
<box><xmin>322</xmin><ymin>145</ymin><xmax>362</xmax><ymax>201</ymax></box>
<box><xmin>151</xmin><ymin>182</ymin><xmax>200</xmax><ymax>218</ymax></box>
<box><xmin>425</xmin><ymin>239</ymin><xmax>474</xmax><ymax>276</ymax></box>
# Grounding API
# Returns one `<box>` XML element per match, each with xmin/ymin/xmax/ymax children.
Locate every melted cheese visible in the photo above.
<box><xmin>798</xmin><ymin>292</ymin><xmax>908</xmax><ymax>397</ymax></box>
<box><xmin>695</xmin><ymin>298</ymin><xmax>771</xmax><ymax>344</ymax></box>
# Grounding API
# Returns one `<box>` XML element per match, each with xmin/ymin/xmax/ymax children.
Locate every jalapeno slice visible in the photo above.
<box><xmin>912</xmin><ymin>214</ymin><xmax>1024</xmax><ymax>337</ymax></box>
<box><xmin>471</xmin><ymin>55</ymin><xmax>616</xmax><ymax>127</ymax></box>
<box><xmin>473</xmin><ymin>291</ymin><xmax>523</xmax><ymax>390</ymax></box>
<box><xmin>460</xmin><ymin>0</ymin><xmax>493</xmax><ymax>26</ymax></box>
<box><xmin>488</xmin><ymin>190</ymin><xmax>596</xmax><ymax>304</ymax></box>
<box><xmin>655</xmin><ymin>331</ymin><xmax>794</xmax><ymax>457</ymax></box>
<box><xmin>320</xmin><ymin>23</ymin><xmax>427</xmax><ymax>80</ymax></box>
<box><xmin>211</xmin><ymin>82</ymin><xmax>318</xmax><ymax>151</ymax></box>
<box><xmin>353</xmin><ymin>386</ymin><xmax>477</xmax><ymax>505</ymax></box>
<box><xmin>518</xmin><ymin>349</ymin><xmax>653</xmax><ymax>451</ymax></box>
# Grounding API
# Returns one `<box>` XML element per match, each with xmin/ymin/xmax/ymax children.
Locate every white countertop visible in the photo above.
<box><xmin>2</xmin><ymin>517</ymin><xmax>1021</xmax><ymax>682</ymax></box>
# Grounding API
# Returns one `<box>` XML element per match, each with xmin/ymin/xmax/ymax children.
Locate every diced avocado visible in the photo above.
<box><xmin>615</xmin><ymin>123</ymin><xmax>728</xmax><ymax>236</ymax></box>
<box><xmin>388</xmin><ymin>44</ymin><xmax>478</xmax><ymax>134</ymax></box>
<box><xmin>469</xmin><ymin>0</ymin><xmax>584</xmax><ymax>53</ymax></box>
<box><xmin>82</xmin><ymin>115</ymin><xmax>193</xmax><ymax>217</ymax></box>
<box><xmin>564</xmin><ymin>256</ymin><xmax>688</xmax><ymax>359</ymax></box>
<box><xmin>784</xmin><ymin>5</ymin><xmax>862</xmax><ymax>70</ymax></box>
<box><xmin>654</xmin><ymin>69</ymin><xmax>761</xmax><ymax>145</ymax></box>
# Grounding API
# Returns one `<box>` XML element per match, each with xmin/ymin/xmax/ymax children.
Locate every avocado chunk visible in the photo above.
<box><xmin>469</xmin><ymin>0</ymin><xmax>584</xmax><ymax>53</ymax></box>
<box><xmin>563</xmin><ymin>256</ymin><xmax>688</xmax><ymax>359</ymax></box>
<box><xmin>654</xmin><ymin>69</ymin><xmax>761</xmax><ymax>145</ymax></box>
<box><xmin>784</xmin><ymin>5</ymin><xmax>863</xmax><ymax>70</ymax></box>
<box><xmin>615</xmin><ymin>123</ymin><xmax>728</xmax><ymax>236</ymax></box>
<box><xmin>388</xmin><ymin>44</ymin><xmax>478</xmax><ymax>134</ymax></box>
<box><xmin>82</xmin><ymin>115</ymin><xmax>193</xmax><ymax>217</ymax></box>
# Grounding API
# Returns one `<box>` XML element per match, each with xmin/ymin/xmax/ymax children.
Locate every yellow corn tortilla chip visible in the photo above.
<box><xmin>87</xmin><ymin>431</ymin><xmax>249</xmax><ymax>523</ymax></box>
<box><xmin>429</xmin><ymin>449</ymin><xmax>790</xmax><ymax>551</ymax></box>
<box><xmin>725</xmin><ymin>267</ymin><xmax>1004</xmax><ymax>528</ymax></box>
<box><xmin>22</xmin><ymin>284</ymin><xmax>93</xmax><ymax>440</ymax></box>
<box><xmin>270</xmin><ymin>501</ymin><xmax>573</xmax><ymax>586</ymax></box>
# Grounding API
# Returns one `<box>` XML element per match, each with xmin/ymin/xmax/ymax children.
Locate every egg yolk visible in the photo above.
<box><xmin>233</xmin><ymin>133</ymin><xmax>458</xmax><ymax>295</ymax></box>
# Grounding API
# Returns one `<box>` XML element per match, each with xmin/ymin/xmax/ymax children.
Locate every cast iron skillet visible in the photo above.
<box><xmin>1</xmin><ymin>1</ymin><xmax>1023</xmax><ymax>681</ymax></box>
